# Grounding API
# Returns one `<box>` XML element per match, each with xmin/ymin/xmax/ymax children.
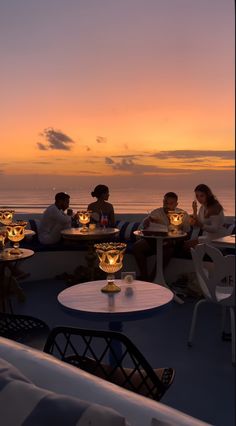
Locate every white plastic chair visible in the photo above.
<box><xmin>188</xmin><ymin>243</ymin><xmax>235</xmax><ymax>364</ymax></box>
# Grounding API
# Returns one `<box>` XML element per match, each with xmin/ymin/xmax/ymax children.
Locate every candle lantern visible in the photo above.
<box><xmin>0</xmin><ymin>209</ymin><xmax>15</xmax><ymax>225</ymax></box>
<box><xmin>78</xmin><ymin>211</ymin><xmax>91</xmax><ymax>233</ymax></box>
<box><xmin>94</xmin><ymin>242</ymin><xmax>127</xmax><ymax>293</ymax></box>
<box><xmin>167</xmin><ymin>210</ymin><xmax>185</xmax><ymax>234</ymax></box>
<box><xmin>6</xmin><ymin>221</ymin><xmax>28</xmax><ymax>255</ymax></box>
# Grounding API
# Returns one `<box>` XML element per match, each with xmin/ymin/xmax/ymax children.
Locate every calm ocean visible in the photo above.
<box><xmin>0</xmin><ymin>187</ymin><xmax>235</xmax><ymax>216</ymax></box>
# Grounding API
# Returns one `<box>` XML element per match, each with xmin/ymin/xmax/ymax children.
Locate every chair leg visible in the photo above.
<box><xmin>229</xmin><ymin>307</ymin><xmax>235</xmax><ymax>365</ymax></box>
<box><xmin>188</xmin><ymin>299</ymin><xmax>207</xmax><ymax>347</ymax></box>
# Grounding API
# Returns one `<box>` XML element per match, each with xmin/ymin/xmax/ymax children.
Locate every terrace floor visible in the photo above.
<box><xmin>12</xmin><ymin>278</ymin><xmax>235</xmax><ymax>426</ymax></box>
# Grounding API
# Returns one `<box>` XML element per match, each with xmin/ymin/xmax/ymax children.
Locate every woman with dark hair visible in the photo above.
<box><xmin>191</xmin><ymin>184</ymin><xmax>228</xmax><ymax>241</ymax></box>
<box><xmin>88</xmin><ymin>185</ymin><xmax>115</xmax><ymax>227</ymax></box>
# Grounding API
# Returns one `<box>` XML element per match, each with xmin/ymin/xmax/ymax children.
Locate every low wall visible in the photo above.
<box><xmin>10</xmin><ymin>213</ymin><xmax>235</xmax><ymax>282</ymax></box>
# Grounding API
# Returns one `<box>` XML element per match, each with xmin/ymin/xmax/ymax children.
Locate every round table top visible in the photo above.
<box><xmin>58</xmin><ymin>280</ymin><xmax>173</xmax><ymax>320</ymax></box>
<box><xmin>25</xmin><ymin>229</ymin><xmax>35</xmax><ymax>238</ymax></box>
<box><xmin>0</xmin><ymin>248</ymin><xmax>34</xmax><ymax>262</ymax></box>
<box><xmin>211</xmin><ymin>234</ymin><xmax>235</xmax><ymax>248</ymax></box>
<box><xmin>61</xmin><ymin>227</ymin><xmax>120</xmax><ymax>241</ymax></box>
<box><xmin>133</xmin><ymin>229</ymin><xmax>187</xmax><ymax>240</ymax></box>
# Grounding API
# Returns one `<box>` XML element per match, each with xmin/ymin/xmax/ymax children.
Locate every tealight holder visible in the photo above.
<box><xmin>6</xmin><ymin>221</ymin><xmax>28</xmax><ymax>255</ymax></box>
<box><xmin>94</xmin><ymin>242</ymin><xmax>127</xmax><ymax>293</ymax></box>
<box><xmin>78</xmin><ymin>211</ymin><xmax>91</xmax><ymax>233</ymax></box>
<box><xmin>167</xmin><ymin>210</ymin><xmax>185</xmax><ymax>234</ymax></box>
<box><xmin>0</xmin><ymin>209</ymin><xmax>15</xmax><ymax>225</ymax></box>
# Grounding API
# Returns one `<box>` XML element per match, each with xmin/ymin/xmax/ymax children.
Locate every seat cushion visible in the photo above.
<box><xmin>115</xmin><ymin>221</ymin><xmax>141</xmax><ymax>243</ymax></box>
<box><xmin>0</xmin><ymin>357</ymin><xmax>127</xmax><ymax>425</ymax></box>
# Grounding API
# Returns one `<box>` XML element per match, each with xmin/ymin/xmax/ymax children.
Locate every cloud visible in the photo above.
<box><xmin>37</xmin><ymin>142</ymin><xmax>48</xmax><ymax>151</ymax></box>
<box><xmin>105</xmin><ymin>157</ymin><xmax>115</xmax><ymax>165</ymax></box>
<box><xmin>96</xmin><ymin>136</ymin><xmax>107</xmax><ymax>144</ymax></box>
<box><xmin>111</xmin><ymin>159</ymin><xmax>158</xmax><ymax>173</ymax></box>
<box><xmin>76</xmin><ymin>170</ymin><xmax>101</xmax><ymax>175</ymax></box>
<box><xmin>33</xmin><ymin>161</ymin><xmax>52</xmax><ymax>165</ymax></box>
<box><xmin>38</xmin><ymin>127</ymin><xmax>75</xmax><ymax>151</ymax></box>
<box><xmin>153</xmin><ymin>150</ymin><xmax>235</xmax><ymax>160</ymax></box>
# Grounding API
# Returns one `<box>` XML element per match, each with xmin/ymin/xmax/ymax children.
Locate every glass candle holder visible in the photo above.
<box><xmin>0</xmin><ymin>209</ymin><xmax>15</xmax><ymax>225</ymax></box>
<box><xmin>78</xmin><ymin>211</ymin><xmax>91</xmax><ymax>233</ymax></box>
<box><xmin>167</xmin><ymin>210</ymin><xmax>185</xmax><ymax>234</ymax></box>
<box><xmin>94</xmin><ymin>242</ymin><xmax>127</xmax><ymax>293</ymax></box>
<box><xmin>6</xmin><ymin>221</ymin><xmax>28</xmax><ymax>255</ymax></box>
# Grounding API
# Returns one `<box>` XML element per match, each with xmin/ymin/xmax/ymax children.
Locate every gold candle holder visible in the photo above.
<box><xmin>167</xmin><ymin>210</ymin><xmax>185</xmax><ymax>234</ymax></box>
<box><xmin>78</xmin><ymin>211</ymin><xmax>91</xmax><ymax>233</ymax></box>
<box><xmin>6</xmin><ymin>221</ymin><xmax>28</xmax><ymax>255</ymax></box>
<box><xmin>0</xmin><ymin>228</ymin><xmax>8</xmax><ymax>251</ymax></box>
<box><xmin>0</xmin><ymin>209</ymin><xmax>15</xmax><ymax>225</ymax></box>
<box><xmin>95</xmin><ymin>242</ymin><xmax>127</xmax><ymax>293</ymax></box>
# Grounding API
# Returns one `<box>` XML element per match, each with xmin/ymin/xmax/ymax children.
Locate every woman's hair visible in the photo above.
<box><xmin>91</xmin><ymin>184</ymin><xmax>109</xmax><ymax>198</ymax></box>
<box><xmin>194</xmin><ymin>184</ymin><xmax>223</xmax><ymax>211</ymax></box>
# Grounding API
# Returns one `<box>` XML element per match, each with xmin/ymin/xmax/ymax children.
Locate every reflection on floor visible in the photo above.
<box><xmin>12</xmin><ymin>279</ymin><xmax>235</xmax><ymax>426</ymax></box>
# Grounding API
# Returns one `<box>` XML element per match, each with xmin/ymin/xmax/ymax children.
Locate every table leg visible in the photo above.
<box><xmin>85</xmin><ymin>241</ymin><xmax>97</xmax><ymax>281</ymax></box>
<box><xmin>109</xmin><ymin>319</ymin><xmax>123</xmax><ymax>366</ymax></box>
<box><xmin>153</xmin><ymin>239</ymin><xmax>184</xmax><ymax>304</ymax></box>
<box><xmin>0</xmin><ymin>264</ymin><xmax>15</xmax><ymax>313</ymax></box>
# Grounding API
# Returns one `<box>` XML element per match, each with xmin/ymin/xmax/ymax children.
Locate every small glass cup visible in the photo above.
<box><xmin>100</xmin><ymin>214</ymin><xmax>108</xmax><ymax>230</ymax></box>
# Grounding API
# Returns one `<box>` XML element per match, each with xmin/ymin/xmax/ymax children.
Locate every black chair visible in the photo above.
<box><xmin>44</xmin><ymin>326</ymin><xmax>175</xmax><ymax>401</ymax></box>
<box><xmin>0</xmin><ymin>312</ymin><xmax>50</xmax><ymax>350</ymax></box>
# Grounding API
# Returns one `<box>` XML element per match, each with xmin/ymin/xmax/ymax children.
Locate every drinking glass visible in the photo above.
<box><xmin>100</xmin><ymin>214</ymin><xmax>108</xmax><ymax>230</ymax></box>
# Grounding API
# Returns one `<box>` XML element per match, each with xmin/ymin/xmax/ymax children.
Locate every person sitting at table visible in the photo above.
<box><xmin>185</xmin><ymin>184</ymin><xmax>228</xmax><ymax>250</ymax></box>
<box><xmin>133</xmin><ymin>192</ymin><xmax>190</xmax><ymax>281</ymax></box>
<box><xmin>88</xmin><ymin>184</ymin><xmax>115</xmax><ymax>227</ymax></box>
<box><xmin>38</xmin><ymin>192</ymin><xmax>79</xmax><ymax>245</ymax></box>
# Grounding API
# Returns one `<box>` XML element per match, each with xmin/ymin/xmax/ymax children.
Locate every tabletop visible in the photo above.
<box><xmin>24</xmin><ymin>229</ymin><xmax>35</xmax><ymax>238</ymax></box>
<box><xmin>61</xmin><ymin>227</ymin><xmax>119</xmax><ymax>241</ymax></box>
<box><xmin>211</xmin><ymin>234</ymin><xmax>235</xmax><ymax>249</ymax></box>
<box><xmin>0</xmin><ymin>248</ymin><xmax>34</xmax><ymax>262</ymax></box>
<box><xmin>58</xmin><ymin>280</ymin><xmax>173</xmax><ymax>320</ymax></box>
<box><xmin>133</xmin><ymin>229</ymin><xmax>187</xmax><ymax>240</ymax></box>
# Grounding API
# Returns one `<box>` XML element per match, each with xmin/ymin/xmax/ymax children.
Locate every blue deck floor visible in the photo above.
<box><xmin>13</xmin><ymin>278</ymin><xmax>235</xmax><ymax>426</ymax></box>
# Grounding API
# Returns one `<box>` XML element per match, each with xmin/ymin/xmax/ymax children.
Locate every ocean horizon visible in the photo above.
<box><xmin>0</xmin><ymin>187</ymin><xmax>235</xmax><ymax>216</ymax></box>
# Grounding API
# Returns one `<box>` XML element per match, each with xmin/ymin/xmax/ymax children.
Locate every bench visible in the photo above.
<box><xmin>14</xmin><ymin>214</ymin><xmax>235</xmax><ymax>282</ymax></box>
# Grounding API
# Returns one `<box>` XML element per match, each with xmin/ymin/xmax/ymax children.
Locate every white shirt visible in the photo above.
<box><xmin>38</xmin><ymin>204</ymin><xmax>72</xmax><ymax>244</ymax></box>
<box><xmin>198</xmin><ymin>206</ymin><xmax>228</xmax><ymax>241</ymax></box>
<box><xmin>142</xmin><ymin>207</ymin><xmax>190</xmax><ymax>233</ymax></box>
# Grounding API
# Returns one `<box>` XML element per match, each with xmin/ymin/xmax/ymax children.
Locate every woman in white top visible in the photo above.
<box><xmin>192</xmin><ymin>184</ymin><xmax>228</xmax><ymax>241</ymax></box>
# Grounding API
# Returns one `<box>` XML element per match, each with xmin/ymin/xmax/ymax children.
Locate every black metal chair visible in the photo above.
<box><xmin>0</xmin><ymin>312</ymin><xmax>50</xmax><ymax>350</ymax></box>
<box><xmin>44</xmin><ymin>326</ymin><xmax>175</xmax><ymax>401</ymax></box>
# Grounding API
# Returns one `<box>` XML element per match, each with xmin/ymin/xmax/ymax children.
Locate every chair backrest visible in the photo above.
<box><xmin>191</xmin><ymin>244</ymin><xmax>235</xmax><ymax>304</ymax></box>
<box><xmin>44</xmin><ymin>326</ymin><xmax>167</xmax><ymax>401</ymax></box>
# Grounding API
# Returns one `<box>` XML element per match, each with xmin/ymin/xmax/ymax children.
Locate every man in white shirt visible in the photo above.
<box><xmin>38</xmin><ymin>192</ymin><xmax>75</xmax><ymax>245</ymax></box>
<box><xmin>133</xmin><ymin>192</ymin><xmax>190</xmax><ymax>280</ymax></box>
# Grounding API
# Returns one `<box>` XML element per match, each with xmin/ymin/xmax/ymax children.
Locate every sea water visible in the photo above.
<box><xmin>0</xmin><ymin>187</ymin><xmax>234</xmax><ymax>216</ymax></box>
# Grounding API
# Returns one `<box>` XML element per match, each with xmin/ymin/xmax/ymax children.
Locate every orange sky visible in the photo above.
<box><xmin>0</xmin><ymin>0</ymin><xmax>234</xmax><ymax>181</ymax></box>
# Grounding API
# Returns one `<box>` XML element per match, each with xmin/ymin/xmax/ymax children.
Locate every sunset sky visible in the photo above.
<box><xmin>0</xmin><ymin>0</ymin><xmax>234</xmax><ymax>189</ymax></box>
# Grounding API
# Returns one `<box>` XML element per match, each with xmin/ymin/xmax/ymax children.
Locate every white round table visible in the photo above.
<box><xmin>133</xmin><ymin>230</ymin><xmax>187</xmax><ymax>304</ymax></box>
<box><xmin>61</xmin><ymin>227</ymin><xmax>119</xmax><ymax>241</ymax></box>
<box><xmin>58</xmin><ymin>279</ymin><xmax>173</xmax><ymax>325</ymax></box>
<box><xmin>58</xmin><ymin>280</ymin><xmax>173</xmax><ymax>364</ymax></box>
<box><xmin>24</xmin><ymin>229</ymin><xmax>36</xmax><ymax>239</ymax></box>
<box><xmin>0</xmin><ymin>248</ymin><xmax>34</xmax><ymax>312</ymax></box>
<box><xmin>211</xmin><ymin>234</ymin><xmax>235</xmax><ymax>249</ymax></box>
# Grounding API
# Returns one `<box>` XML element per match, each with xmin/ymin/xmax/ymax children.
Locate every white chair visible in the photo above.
<box><xmin>188</xmin><ymin>243</ymin><xmax>235</xmax><ymax>364</ymax></box>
